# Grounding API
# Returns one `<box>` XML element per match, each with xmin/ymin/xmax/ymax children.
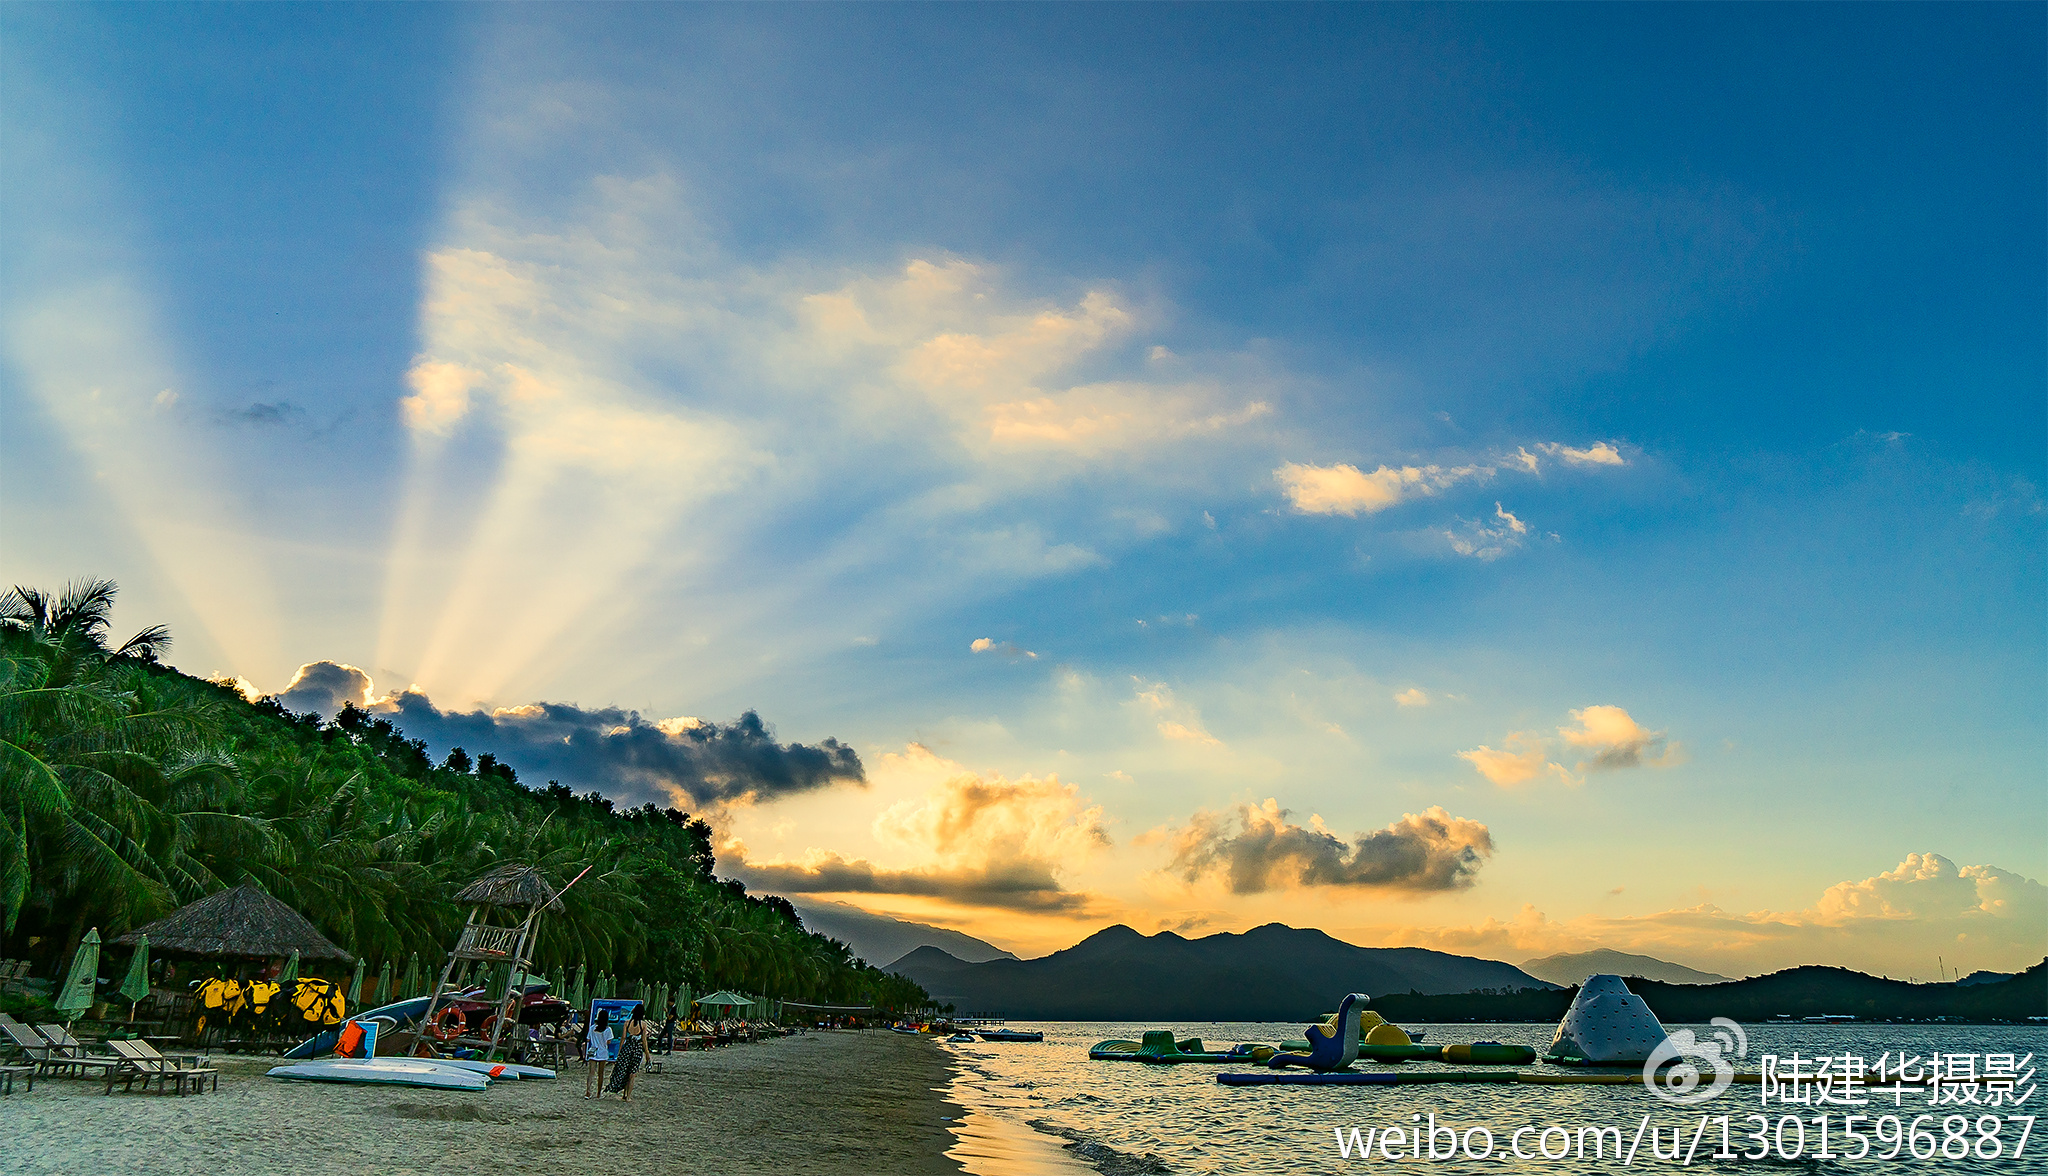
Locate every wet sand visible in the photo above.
<box><xmin>0</xmin><ymin>1030</ymin><xmax>977</xmax><ymax>1176</ymax></box>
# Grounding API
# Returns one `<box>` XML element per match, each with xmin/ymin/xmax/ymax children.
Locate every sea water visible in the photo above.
<box><xmin>946</xmin><ymin>1021</ymin><xmax>2048</xmax><ymax>1174</ymax></box>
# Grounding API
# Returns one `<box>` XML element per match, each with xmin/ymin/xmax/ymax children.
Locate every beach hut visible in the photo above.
<box><xmin>113</xmin><ymin>882</ymin><xmax>354</xmax><ymax>965</ymax></box>
<box><xmin>112</xmin><ymin>883</ymin><xmax>353</xmax><ymax>1040</ymax></box>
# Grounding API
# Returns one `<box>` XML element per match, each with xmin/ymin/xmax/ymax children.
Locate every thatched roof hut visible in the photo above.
<box><xmin>112</xmin><ymin>882</ymin><xmax>354</xmax><ymax>962</ymax></box>
<box><xmin>454</xmin><ymin>863</ymin><xmax>563</xmax><ymax>911</ymax></box>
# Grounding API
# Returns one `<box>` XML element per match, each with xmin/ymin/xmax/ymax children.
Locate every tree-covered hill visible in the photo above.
<box><xmin>1371</xmin><ymin>959</ymin><xmax>2048</xmax><ymax>1024</ymax></box>
<box><xmin>0</xmin><ymin>579</ymin><xmax>928</xmax><ymax>1011</ymax></box>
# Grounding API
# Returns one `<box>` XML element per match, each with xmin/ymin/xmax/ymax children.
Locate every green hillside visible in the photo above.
<box><xmin>0</xmin><ymin>580</ymin><xmax>927</xmax><ymax>1011</ymax></box>
<box><xmin>1372</xmin><ymin>959</ymin><xmax>2048</xmax><ymax>1024</ymax></box>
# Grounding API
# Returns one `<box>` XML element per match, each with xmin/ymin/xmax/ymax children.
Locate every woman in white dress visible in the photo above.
<box><xmin>583</xmin><ymin>1008</ymin><xmax>614</xmax><ymax>1098</ymax></box>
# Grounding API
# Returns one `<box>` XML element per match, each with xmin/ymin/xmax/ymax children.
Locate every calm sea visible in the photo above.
<box><xmin>944</xmin><ymin>1020</ymin><xmax>2047</xmax><ymax>1174</ymax></box>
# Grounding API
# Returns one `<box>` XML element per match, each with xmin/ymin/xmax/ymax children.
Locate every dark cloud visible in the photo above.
<box><xmin>274</xmin><ymin>661</ymin><xmax>372</xmax><ymax>717</ymax></box>
<box><xmin>271</xmin><ymin>660</ymin><xmax>863</xmax><ymax>809</ymax></box>
<box><xmin>1166</xmin><ymin>802</ymin><xmax>1493</xmax><ymax>894</ymax></box>
<box><xmin>728</xmin><ymin>853</ymin><xmax>1095</xmax><ymax>914</ymax></box>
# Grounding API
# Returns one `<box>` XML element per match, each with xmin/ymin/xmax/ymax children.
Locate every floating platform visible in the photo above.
<box><xmin>1220</xmin><ymin>1070</ymin><xmax>1519</xmax><ymax>1086</ymax></box>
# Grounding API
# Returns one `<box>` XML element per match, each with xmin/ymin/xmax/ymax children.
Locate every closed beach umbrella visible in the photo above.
<box><xmin>655</xmin><ymin>982</ymin><xmax>669</xmax><ymax>1016</ymax></box>
<box><xmin>570</xmin><ymin>964</ymin><xmax>587</xmax><ymax>1009</ymax></box>
<box><xmin>346</xmin><ymin>958</ymin><xmax>365</xmax><ymax>1008</ymax></box>
<box><xmin>118</xmin><ymin>935</ymin><xmax>151</xmax><ymax>1020</ymax></box>
<box><xmin>596</xmin><ymin>971</ymin><xmax>609</xmax><ymax>1000</ymax></box>
<box><xmin>276</xmin><ymin>950</ymin><xmax>300</xmax><ymax>1027</ymax></box>
<box><xmin>401</xmin><ymin>953</ymin><xmax>421</xmax><ymax>1000</ymax></box>
<box><xmin>54</xmin><ymin>927</ymin><xmax>100</xmax><ymax>1022</ymax></box>
<box><xmin>375</xmin><ymin>960</ymin><xmax>392</xmax><ymax>1007</ymax></box>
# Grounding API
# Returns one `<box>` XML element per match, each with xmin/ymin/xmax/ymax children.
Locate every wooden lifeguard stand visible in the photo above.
<box><xmin>418</xmin><ymin>863</ymin><xmax>575</xmax><ymax>1061</ymax></box>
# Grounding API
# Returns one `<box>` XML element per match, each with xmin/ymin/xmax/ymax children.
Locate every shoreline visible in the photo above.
<box><xmin>0</xmin><ymin>1030</ymin><xmax>966</xmax><ymax>1176</ymax></box>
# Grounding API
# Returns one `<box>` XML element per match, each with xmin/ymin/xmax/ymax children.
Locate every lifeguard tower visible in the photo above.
<box><xmin>417</xmin><ymin>863</ymin><xmax>567</xmax><ymax>1060</ymax></box>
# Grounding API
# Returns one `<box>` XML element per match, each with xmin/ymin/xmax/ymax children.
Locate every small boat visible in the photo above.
<box><xmin>946</xmin><ymin>1032</ymin><xmax>977</xmax><ymax>1043</ymax></box>
<box><xmin>267</xmin><ymin>1058</ymin><xmax>489</xmax><ymax>1091</ymax></box>
<box><xmin>977</xmin><ymin>1029</ymin><xmax>1043</xmax><ymax>1043</ymax></box>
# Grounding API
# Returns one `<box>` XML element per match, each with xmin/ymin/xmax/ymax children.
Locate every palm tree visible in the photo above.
<box><xmin>1</xmin><ymin>579</ymin><xmax>171</xmax><ymax>662</ymax></box>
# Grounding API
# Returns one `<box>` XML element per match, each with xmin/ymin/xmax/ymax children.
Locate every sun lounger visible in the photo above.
<box><xmin>0</xmin><ymin>1018</ymin><xmax>124</xmax><ymax>1082</ymax></box>
<box><xmin>105</xmin><ymin>1038</ymin><xmax>219</xmax><ymax>1095</ymax></box>
<box><xmin>0</xmin><ymin>1064</ymin><xmax>34</xmax><ymax>1095</ymax></box>
<box><xmin>0</xmin><ymin>1016</ymin><xmax>58</xmax><ymax>1067</ymax></box>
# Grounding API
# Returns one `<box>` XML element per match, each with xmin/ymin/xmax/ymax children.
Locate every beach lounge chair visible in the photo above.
<box><xmin>1</xmin><ymin>1063</ymin><xmax>34</xmax><ymax>1095</ymax></box>
<box><xmin>0</xmin><ymin>1014</ymin><xmax>47</xmax><ymax>1062</ymax></box>
<box><xmin>1266</xmin><ymin>993</ymin><xmax>1369</xmax><ymax>1071</ymax></box>
<box><xmin>105</xmin><ymin>1038</ymin><xmax>219</xmax><ymax>1096</ymax></box>
<box><xmin>0</xmin><ymin>1016</ymin><xmax>68</xmax><ymax>1074</ymax></box>
<box><xmin>1</xmin><ymin>1019</ymin><xmax>125</xmax><ymax>1083</ymax></box>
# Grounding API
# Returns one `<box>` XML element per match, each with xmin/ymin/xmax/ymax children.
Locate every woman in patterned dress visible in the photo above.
<box><xmin>605</xmin><ymin>1004</ymin><xmax>651</xmax><ymax>1100</ymax></box>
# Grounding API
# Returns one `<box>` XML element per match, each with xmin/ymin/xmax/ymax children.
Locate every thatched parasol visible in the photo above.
<box><xmin>453</xmin><ymin>863</ymin><xmax>563</xmax><ymax>910</ymax></box>
<box><xmin>112</xmin><ymin>882</ymin><xmax>353</xmax><ymax>962</ymax></box>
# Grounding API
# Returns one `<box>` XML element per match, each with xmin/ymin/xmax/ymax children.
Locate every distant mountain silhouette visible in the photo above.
<box><xmin>885</xmin><ymin>923</ymin><xmax>1554</xmax><ymax>1019</ymax></box>
<box><xmin>1521</xmin><ymin>949</ymin><xmax>1734</xmax><ymax>987</ymax></box>
<box><xmin>1956</xmin><ymin>969</ymin><xmax>2015</xmax><ymax>987</ymax></box>
<box><xmin>791</xmin><ymin>899</ymin><xmax>1016</xmax><ymax>968</ymax></box>
<box><xmin>1369</xmin><ymin>958</ymin><xmax>2048</xmax><ymax>1024</ymax></box>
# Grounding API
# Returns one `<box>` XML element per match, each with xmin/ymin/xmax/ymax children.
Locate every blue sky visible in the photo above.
<box><xmin>4</xmin><ymin>4</ymin><xmax>2042</xmax><ymax>974</ymax></box>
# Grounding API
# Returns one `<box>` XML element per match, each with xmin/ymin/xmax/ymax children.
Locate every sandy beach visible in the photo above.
<box><xmin>0</xmin><ymin>1031</ymin><xmax>995</xmax><ymax>1176</ymax></box>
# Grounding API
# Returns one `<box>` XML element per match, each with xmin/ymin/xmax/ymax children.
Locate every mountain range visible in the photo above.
<box><xmin>886</xmin><ymin>923</ymin><xmax>1554</xmax><ymax>1019</ymax></box>
<box><xmin>1520</xmin><ymin>949</ymin><xmax>1735</xmax><ymax>986</ymax></box>
<box><xmin>790</xmin><ymin>899</ymin><xmax>1017</xmax><ymax>968</ymax></box>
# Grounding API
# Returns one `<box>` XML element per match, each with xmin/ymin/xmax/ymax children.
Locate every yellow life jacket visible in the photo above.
<box><xmin>292</xmin><ymin>978</ymin><xmax>346</xmax><ymax>1026</ymax></box>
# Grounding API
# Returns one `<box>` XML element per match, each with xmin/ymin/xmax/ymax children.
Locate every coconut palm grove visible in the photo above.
<box><xmin>0</xmin><ymin>578</ymin><xmax>932</xmax><ymax>1014</ymax></box>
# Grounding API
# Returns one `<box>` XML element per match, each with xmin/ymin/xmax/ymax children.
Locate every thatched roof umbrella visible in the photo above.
<box><xmin>453</xmin><ymin>863</ymin><xmax>564</xmax><ymax>910</ymax></box>
<box><xmin>112</xmin><ymin>881</ymin><xmax>353</xmax><ymax>963</ymax></box>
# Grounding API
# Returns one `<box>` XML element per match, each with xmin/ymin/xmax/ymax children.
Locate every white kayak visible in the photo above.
<box><xmin>431</xmin><ymin>1058</ymin><xmax>556</xmax><ymax>1080</ymax></box>
<box><xmin>267</xmin><ymin>1058</ymin><xmax>489</xmax><ymax>1091</ymax></box>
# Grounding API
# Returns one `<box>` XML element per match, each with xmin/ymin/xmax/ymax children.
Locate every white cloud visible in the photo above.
<box><xmin>1458</xmin><ymin>704</ymin><xmax>1680</xmax><ymax>786</ymax></box>
<box><xmin>1559</xmin><ymin>704</ymin><xmax>1682</xmax><ymax>770</ymax></box>
<box><xmin>1275</xmin><ymin>438</ymin><xmax>1626</xmax><ymax>521</ymax></box>
<box><xmin>1393</xmin><ymin>687</ymin><xmax>1430</xmax><ymax>708</ymax></box>
<box><xmin>1458</xmin><ymin>733</ymin><xmax>1574</xmax><ymax>787</ymax></box>
<box><xmin>1132</xmin><ymin>678</ymin><xmax>1225</xmax><ymax>747</ymax></box>
<box><xmin>971</xmin><ymin>637</ymin><xmax>1038</xmax><ymax>660</ymax></box>
<box><xmin>1537</xmin><ymin>440</ymin><xmax>1626</xmax><ymax>467</ymax></box>
<box><xmin>1353</xmin><ymin>853</ymin><xmax>2048</xmax><ymax>978</ymax></box>
<box><xmin>1275</xmin><ymin>461</ymin><xmax>1488</xmax><ymax>516</ymax></box>
<box><xmin>1443</xmin><ymin>502</ymin><xmax>1531</xmax><ymax>560</ymax></box>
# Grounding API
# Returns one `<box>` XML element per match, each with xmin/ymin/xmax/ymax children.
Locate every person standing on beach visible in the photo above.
<box><xmin>583</xmin><ymin>1008</ymin><xmax>613</xmax><ymax>1099</ymax></box>
<box><xmin>605</xmin><ymin>1004</ymin><xmax>650</xmax><ymax>1101</ymax></box>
